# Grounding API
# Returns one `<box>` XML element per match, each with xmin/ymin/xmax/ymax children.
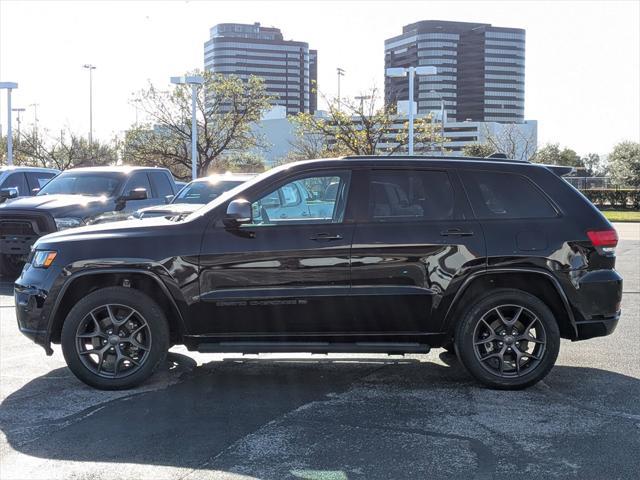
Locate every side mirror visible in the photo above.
<box><xmin>0</xmin><ymin>188</ymin><xmax>18</xmax><ymax>203</ymax></box>
<box><xmin>115</xmin><ymin>188</ymin><xmax>148</xmax><ymax>211</ymax></box>
<box><xmin>32</xmin><ymin>187</ymin><xmax>40</xmax><ymax>195</ymax></box>
<box><xmin>124</xmin><ymin>188</ymin><xmax>148</xmax><ymax>201</ymax></box>
<box><xmin>223</xmin><ymin>199</ymin><xmax>251</xmax><ymax>228</ymax></box>
<box><xmin>165</xmin><ymin>194</ymin><xmax>175</xmax><ymax>204</ymax></box>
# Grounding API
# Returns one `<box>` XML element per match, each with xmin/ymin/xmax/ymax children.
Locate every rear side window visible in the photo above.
<box><xmin>368</xmin><ymin>170</ymin><xmax>456</xmax><ymax>221</ymax></box>
<box><xmin>149</xmin><ymin>171</ymin><xmax>174</xmax><ymax>197</ymax></box>
<box><xmin>25</xmin><ymin>172</ymin><xmax>56</xmax><ymax>191</ymax></box>
<box><xmin>461</xmin><ymin>171</ymin><xmax>557</xmax><ymax>219</ymax></box>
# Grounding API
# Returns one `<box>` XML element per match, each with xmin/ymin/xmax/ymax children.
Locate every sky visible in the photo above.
<box><xmin>0</xmin><ymin>0</ymin><xmax>639</xmax><ymax>156</ymax></box>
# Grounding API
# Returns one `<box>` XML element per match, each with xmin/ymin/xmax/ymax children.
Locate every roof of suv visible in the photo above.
<box><xmin>278</xmin><ymin>155</ymin><xmax>538</xmax><ymax>172</ymax></box>
<box><xmin>63</xmin><ymin>166</ymin><xmax>172</xmax><ymax>174</ymax></box>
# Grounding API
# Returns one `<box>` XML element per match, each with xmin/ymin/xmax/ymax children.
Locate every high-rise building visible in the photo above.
<box><xmin>385</xmin><ymin>20</ymin><xmax>525</xmax><ymax>123</ymax></box>
<box><xmin>204</xmin><ymin>22</ymin><xmax>317</xmax><ymax>115</ymax></box>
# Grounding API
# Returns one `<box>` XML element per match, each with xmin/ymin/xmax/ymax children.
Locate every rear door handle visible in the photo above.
<box><xmin>440</xmin><ymin>228</ymin><xmax>474</xmax><ymax>237</ymax></box>
<box><xmin>310</xmin><ymin>233</ymin><xmax>343</xmax><ymax>241</ymax></box>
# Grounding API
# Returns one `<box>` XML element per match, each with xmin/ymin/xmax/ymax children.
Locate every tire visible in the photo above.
<box><xmin>0</xmin><ymin>254</ymin><xmax>24</xmax><ymax>278</ymax></box>
<box><xmin>454</xmin><ymin>288</ymin><xmax>560</xmax><ymax>390</ymax></box>
<box><xmin>61</xmin><ymin>286</ymin><xmax>169</xmax><ymax>390</ymax></box>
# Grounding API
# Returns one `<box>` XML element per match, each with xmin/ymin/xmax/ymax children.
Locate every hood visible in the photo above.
<box><xmin>0</xmin><ymin>194</ymin><xmax>111</xmax><ymax>216</ymax></box>
<box><xmin>35</xmin><ymin>216</ymin><xmax>176</xmax><ymax>248</ymax></box>
<box><xmin>137</xmin><ymin>203</ymin><xmax>203</xmax><ymax>218</ymax></box>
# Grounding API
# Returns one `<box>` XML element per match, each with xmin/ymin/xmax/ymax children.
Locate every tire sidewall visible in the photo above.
<box><xmin>455</xmin><ymin>289</ymin><xmax>560</xmax><ymax>390</ymax></box>
<box><xmin>61</xmin><ymin>286</ymin><xmax>169</xmax><ymax>390</ymax></box>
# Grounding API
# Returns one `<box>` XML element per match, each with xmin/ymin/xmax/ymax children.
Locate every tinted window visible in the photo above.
<box><xmin>461</xmin><ymin>171</ymin><xmax>557</xmax><ymax>219</ymax></box>
<box><xmin>125</xmin><ymin>172</ymin><xmax>153</xmax><ymax>197</ymax></box>
<box><xmin>2</xmin><ymin>172</ymin><xmax>30</xmax><ymax>196</ymax></box>
<box><xmin>25</xmin><ymin>172</ymin><xmax>56</xmax><ymax>192</ymax></box>
<box><xmin>149</xmin><ymin>172</ymin><xmax>174</xmax><ymax>198</ymax></box>
<box><xmin>38</xmin><ymin>172</ymin><xmax>123</xmax><ymax>197</ymax></box>
<box><xmin>175</xmin><ymin>179</ymin><xmax>244</xmax><ymax>204</ymax></box>
<box><xmin>368</xmin><ymin>170</ymin><xmax>456</xmax><ymax>221</ymax></box>
<box><xmin>249</xmin><ymin>172</ymin><xmax>350</xmax><ymax>225</ymax></box>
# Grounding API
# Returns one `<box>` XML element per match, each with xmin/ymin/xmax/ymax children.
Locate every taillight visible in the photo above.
<box><xmin>587</xmin><ymin>229</ymin><xmax>618</xmax><ymax>248</ymax></box>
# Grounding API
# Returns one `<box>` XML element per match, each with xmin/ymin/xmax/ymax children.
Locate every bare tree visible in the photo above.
<box><xmin>123</xmin><ymin>70</ymin><xmax>272</xmax><ymax>180</ymax></box>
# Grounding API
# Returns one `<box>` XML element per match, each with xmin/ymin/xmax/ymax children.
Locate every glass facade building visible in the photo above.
<box><xmin>385</xmin><ymin>20</ymin><xmax>525</xmax><ymax>123</ymax></box>
<box><xmin>204</xmin><ymin>22</ymin><xmax>317</xmax><ymax>115</ymax></box>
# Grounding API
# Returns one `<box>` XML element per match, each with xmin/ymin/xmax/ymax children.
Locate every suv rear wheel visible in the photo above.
<box><xmin>61</xmin><ymin>286</ymin><xmax>169</xmax><ymax>390</ymax></box>
<box><xmin>454</xmin><ymin>288</ymin><xmax>560</xmax><ymax>389</ymax></box>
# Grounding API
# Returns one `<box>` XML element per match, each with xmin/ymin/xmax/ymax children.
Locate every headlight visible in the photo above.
<box><xmin>32</xmin><ymin>250</ymin><xmax>57</xmax><ymax>268</ymax></box>
<box><xmin>54</xmin><ymin>217</ymin><xmax>83</xmax><ymax>230</ymax></box>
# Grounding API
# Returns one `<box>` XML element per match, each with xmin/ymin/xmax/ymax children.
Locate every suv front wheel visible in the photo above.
<box><xmin>61</xmin><ymin>286</ymin><xmax>169</xmax><ymax>390</ymax></box>
<box><xmin>454</xmin><ymin>289</ymin><xmax>560</xmax><ymax>390</ymax></box>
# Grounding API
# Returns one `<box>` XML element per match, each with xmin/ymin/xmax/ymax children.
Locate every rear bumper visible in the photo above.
<box><xmin>571</xmin><ymin>269</ymin><xmax>623</xmax><ymax>340</ymax></box>
<box><xmin>574</xmin><ymin>312</ymin><xmax>621</xmax><ymax>341</ymax></box>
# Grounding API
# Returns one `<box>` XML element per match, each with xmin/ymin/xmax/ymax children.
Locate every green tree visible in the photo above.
<box><xmin>533</xmin><ymin>143</ymin><xmax>583</xmax><ymax>167</ymax></box>
<box><xmin>123</xmin><ymin>70</ymin><xmax>272</xmax><ymax>180</ymax></box>
<box><xmin>608</xmin><ymin>141</ymin><xmax>640</xmax><ymax>187</ymax></box>
<box><xmin>291</xmin><ymin>88</ymin><xmax>447</xmax><ymax>158</ymax></box>
<box><xmin>462</xmin><ymin>143</ymin><xmax>496</xmax><ymax>158</ymax></box>
<box><xmin>10</xmin><ymin>128</ymin><xmax>117</xmax><ymax>170</ymax></box>
<box><xmin>582</xmin><ymin>153</ymin><xmax>603</xmax><ymax>176</ymax></box>
<box><xmin>218</xmin><ymin>152</ymin><xmax>266</xmax><ymax>173</ymax></box>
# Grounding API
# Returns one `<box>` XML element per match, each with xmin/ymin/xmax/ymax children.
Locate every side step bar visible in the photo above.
<box><xmin>195</xmin><ymin>342</ymin><xmax>431</xmax><ymax>355</ymax></box>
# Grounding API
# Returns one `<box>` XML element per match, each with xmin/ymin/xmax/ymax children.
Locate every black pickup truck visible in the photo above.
<box><xmin>0</xmin><ymin>166</ymin><xmax>177</xmax><ymax>276</ymax></box>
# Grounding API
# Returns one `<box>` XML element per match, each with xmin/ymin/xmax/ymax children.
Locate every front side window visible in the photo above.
<box><xmin>125</xmin><ymin>172</ymin><xmax>153</xmax><ymax>197</ymax></box>
<box><xmin>249</xmin><ymin>172</ymin><xmax>351</xmax><ymax>225</ymax></box>
<box><xmin>1</xmin><ymin>172</ymin><xmax>29</xmax><ymax>196</ymax></box>
<box><xmin>149</xmin><ymin>172</ymin><xmax>174</xmax><ymax>198</ymax></box>
<box><xmin>367</xmin><ymin>170</ymin><xmax>456</xmax><ymax>222</ymax></box>
<box><xmin>37</xmin><ymin>172</ymin><xmax>123</xmax><ymax>197</ymax></box>
<box><xmin>460</xmin><ymin>170</ymin><xmax>557</xmax><ymax>219</ymax></box>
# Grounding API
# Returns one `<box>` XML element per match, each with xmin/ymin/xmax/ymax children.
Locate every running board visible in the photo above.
<box><xmin>195</xmin><ymin>342</ymin><xmax>431</xmax><ymax>355</ymax></box>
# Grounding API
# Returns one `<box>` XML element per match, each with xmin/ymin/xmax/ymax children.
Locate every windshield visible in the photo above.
<box><xmin>174</xmin><ymin>179</ymin><xmax>245</xmax><ymax>204</ymax></box>
<box><xmin>37</xmin><ymin>172</ymin><xmax>124</xmax><ymax>197</ymax></box>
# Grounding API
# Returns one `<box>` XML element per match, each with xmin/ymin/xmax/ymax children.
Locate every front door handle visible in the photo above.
<box><xmin>310</xmin><ymin>233</ymin><xmax>343</xmax><ymax>241</ymax></box>
<box><xmin>440</xmin><ymin>228</ymin><xmax>474</xmax><ymax>237</ymax></box>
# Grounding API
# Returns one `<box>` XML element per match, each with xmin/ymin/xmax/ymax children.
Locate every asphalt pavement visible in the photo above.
<box><xmin>0</xmin><ymin>223</ymin><xmax>638</xmax><ymax>480</ymax></box>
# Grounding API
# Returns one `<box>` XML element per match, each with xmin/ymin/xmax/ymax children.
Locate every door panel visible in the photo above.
<box><xmin>194</xmin><ymin>170</ymin><xmax>355</xmax><ymax>337</ymax></box>
<box><xmin>349</xmin><ymin>169</ymin><xmax>486</xmax><ymax>335</ymax></box>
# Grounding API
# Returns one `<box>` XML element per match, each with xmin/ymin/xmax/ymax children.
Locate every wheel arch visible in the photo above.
<box><xmin>442</xmin><ymin>269</ymin><xmax>578</xmax><ymax>340</ymax></box>
<box><xmin>48</xmin><ymin>269</ymin><xmax>187</xmax><ymax>346</ymax></box>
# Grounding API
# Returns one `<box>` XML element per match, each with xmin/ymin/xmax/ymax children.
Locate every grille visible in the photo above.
<box><xmin>0</xmin><ymin>221</ymin><xmax>36</xmax><ymax>236</ymax></box>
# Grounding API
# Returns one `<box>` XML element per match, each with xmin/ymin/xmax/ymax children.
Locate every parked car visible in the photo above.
<box><xmin>0</xmin><ymin>166</ymin><xmax>177</xmax><ymax>277</ymax></box>
<box><xmin>15</xmin><ymin>156</ymin><xmax>622</xmax><ymax>390</ymax></box>
<box><xmin>133</xmin><ymin>173</ymin><xmax>255</xmax><ymax>219</ymax></box>
<box><xmin>0</xmin><ymin>166</ymin><xmax>59</xmax><ymax>201</ymax></box>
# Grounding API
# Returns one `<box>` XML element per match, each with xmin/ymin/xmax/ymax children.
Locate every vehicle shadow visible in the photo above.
<box><xmin>1</xmin><ymin>351</ymin><xmax>639</xmax><ymax>479</ymax></box>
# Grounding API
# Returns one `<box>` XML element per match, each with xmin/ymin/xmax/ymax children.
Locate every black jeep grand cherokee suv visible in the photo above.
<box><xmin>14</xmin><ymin>156</ymin><xmax>622</xmax><ymax>390</ymax></box>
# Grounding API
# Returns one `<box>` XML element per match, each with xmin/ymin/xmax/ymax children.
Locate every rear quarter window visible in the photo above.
<box><xmin>460</xmin><ymin>170</ymin><xmax>558</xmax><ymax>219</ymax></box>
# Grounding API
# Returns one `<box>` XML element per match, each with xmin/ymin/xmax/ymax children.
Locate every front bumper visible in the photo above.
<box><xmin>14</xmin><ymin>265</ymin><xmax>62</xmax><ymax>355</ymax></box>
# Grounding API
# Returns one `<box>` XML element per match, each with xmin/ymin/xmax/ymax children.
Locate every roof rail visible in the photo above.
<box><xmin>486</xmin><ymin>152</ymin><xmax>508</xmax><ymax>159</ymax></box>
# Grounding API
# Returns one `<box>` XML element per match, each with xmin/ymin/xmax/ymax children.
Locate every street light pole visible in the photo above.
<box><xmin>83</xmin><ymin>64</ymin><xmax>96</xmax><ymax>144</ymax></box>
<box><xmin>385</xmin><ymin>66</ymin><xmax>437</xmax><ymax>155</ymax></box>
<box><xmin>170</xmin><ymin>75</ymin><xmax>204</xmax><ymax>180</ymax></box>
<box><xmin>336</xmin><ymin>67</ymin><xmax>345</xmax><ymax>109</ymax></box>
<box><xmin>12</xmin><ymin>108</ymin><xmax>25</xmax><ymax>137</ymax></box>
<box><xmin>0</xmin><ymin>82</ymin><xmax>18</xmax><ymax>166</ymax></box>
<box><xmin>354</xmin><ymin>95</ymin><xmax>372</xmax><ymax>112</ymax></box>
